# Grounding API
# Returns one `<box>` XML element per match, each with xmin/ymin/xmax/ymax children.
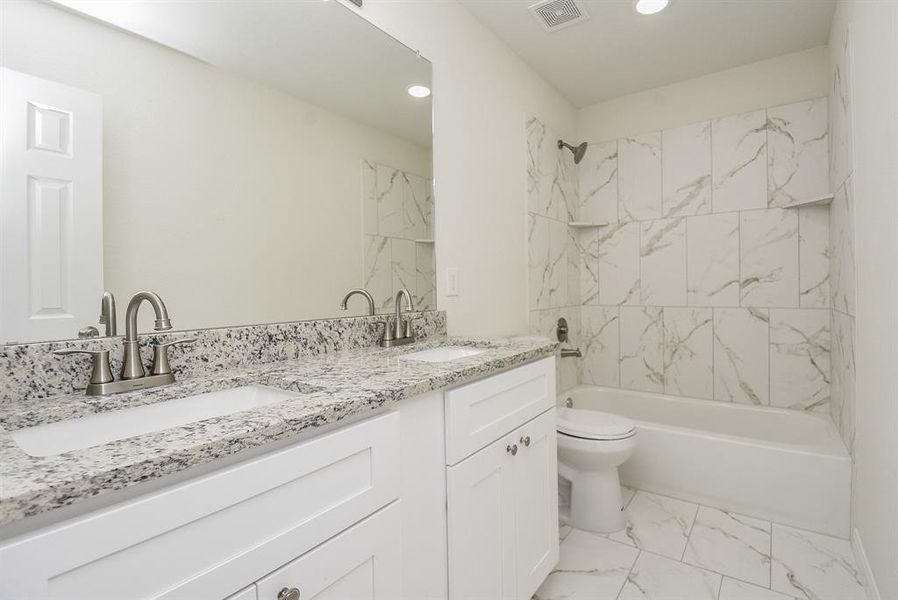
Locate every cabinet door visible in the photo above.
<box><xmin>224</xmin><ymin>585</ymin><xmax>257</xmax><ymax>600</ymax></box>
<box><xmin>512</xmin><ymin>409</ymin><xmax>558</xmax><ymax>600</ymax></box>
<box><xmin>255</xmin><ymin>502</ymin><xmax>401</xmax><ymax>600</ymax></box>
<box><xmin>446</xmin><ymin>436</ymin><xmax>517</xmax><ymax>600</ymax></box>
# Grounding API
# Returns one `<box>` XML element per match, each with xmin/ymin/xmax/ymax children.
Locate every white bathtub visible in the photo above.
<box><xmin>563</xmin><ymin>385</ymin><xmax>851</xmax><ymax>538</ymax></box>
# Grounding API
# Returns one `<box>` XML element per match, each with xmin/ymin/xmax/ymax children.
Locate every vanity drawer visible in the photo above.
<box><xmin>0</xmin><ymin>411</ymin><xmax>400</xmax><ymax>600</ymax></box>
<box><xmin>444</xmin><ymin>357</ymin><xmax>555</xmax><ymax>465</ymax></box>
<box><xmin>255</xmin><ymin>501</ymin><xmax>401</xmax><ymax>600</ymax></box>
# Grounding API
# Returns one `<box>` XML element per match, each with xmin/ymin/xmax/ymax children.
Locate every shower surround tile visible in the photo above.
<box><xmin>830</xmin><ymin>310</ymin><xmax>855</xmax><ymax>449</ymax></box>
<box><xmin>712</xmin><ymin>109</ymin><xmax>768</xmax><ymax>212</ymax></box>
<box><xmin>609</xmin><ymin>491</ymin><xmax>699</xmax><ymax>559</ymax></box>
<box><xmin>640</xmin><ymin>217</ymin><xmax>687</xmax><ymax>306</ymax></box>
<box><xmin>362</xmin><ymin>160</ymin><xmax>378</xmax><ymax>235</ymax></box>
<box><xmin>390</xmin><ymin>238</ymin><xmax>416</xmax><ymax>297</ymax></box>
<box><xmin>830</xmin><ymin>178</ymin><xmax>855</xmax><ymax>315</ymax></box>
<box><xmin>376</xmin><ymin>163</ymin><xmax>405</xmax><ymax>237</ymax></box>
<box><xmin>535</xmin><ymin>529</ymin><xmax>638</xmax><ymax>600</ymax></box>
<box><xmin>619</xmin><ymin>551</ymin><xmax>720</xmax><ymax>600</ymax></box>
<box><xmin>527</xmin><ymin>116</ymin><xmax>555</xmax><ymax>217</ymax></box>
<box><xmin>529</xmin><ymin>214</ymin><xmax>552</xmax><ymax>310</ymax></box>
<box><xmin>364</xmin><ymin>234</ymin><xmax>393</xmax><ymax>311</ymax></box>
<box><xmin>403</xmin><ymin>173</ymin><xmax>429</xmax><ymax>240</ymax></box>
<box><xmin>598</xmin><ymin>222</ymin><xmax>640</xmax><ymax>306</ymax></box>
<box><xmin>829</xmin><ymin>27</ymin><xmax>853</xmax><ymax>192</ymax></box>
<box><xmin>683</xmin><ymin>506</ymin><xmax>772</xmax><ymax>587</ymax></box>
<box><xmin>687</xmin><ymin>213</ymin><xmax>740</xmax><ymax>306</ymax></box>
<box><xmin>769</xmin><ymin>309</ymin><xmax>830</xmax><ymax>411</ymax></box>
<box><xmin>663</xmin><ymin>307</ymin><xmax>713</xmax><ymax>400</ymax></box>
<box><xmin>580</xmin><ymin>306</ymin><xmax>620</xmax><ymax>387</ymax></box>
<box><xmin>576</xmin><ymin>229</ymin><xmax>599</xmax><ymax>305</ymax></box>
<box><xmin>767</xmin><ymin>98</ymin><xmax>829</xmax><ymax>207</ymax></box>
<box><xmin>579</xmin><ymin>140</ymin><xmax>618</xmax><ymax>224</ymax></box>
<box><xmin>618</xmin><ymin>133</ymin><xmax>662</xmax><ymax>222</ymax></box>
<box><xmin>415</xmin><ymin>243</ymin><xmax>436</xmax><ymax>311</ymax></box>
<box><xmin>662</xmin><ymin>121</ymin><xmax>712</xmax><ymax>217</ymax></box>
<box><xmin>713</xmin><ymin>308</ymin><xmax>769</xmax><ymax>405</ymax></box>
<box><xmin>619</xmin><ymin>307</ymin><xmax>663</xmax><ymax>393</ymax></box>
<box><xmin>770</xmin><ymin>524</ymin><xmax>865</xmax><ymax>600</ymax></box>
<box><xmin>740</xmin><ymin>208</ymin><xmax>799</xmax><ymax>307</ymax></box>
<box><xmin>798</xmin><ymin>206</ymin><xmax>830</xmax><ymax>308</ymax></box>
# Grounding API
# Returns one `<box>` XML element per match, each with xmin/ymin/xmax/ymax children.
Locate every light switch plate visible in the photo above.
<box><xmin>446</xmin><ymin>268</ymin><xmax>459</xmax><ymax>297</ymax></box>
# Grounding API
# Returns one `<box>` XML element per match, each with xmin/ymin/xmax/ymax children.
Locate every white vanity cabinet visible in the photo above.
<box><xmin>0</xmin><ymin>356</ymin><xmax>558</xmax><ymax>600</ymax></box>
<box><xmin>445</xmin><ymin>357</ymin><xmax>558</xmax><ymax>600</ymax></box>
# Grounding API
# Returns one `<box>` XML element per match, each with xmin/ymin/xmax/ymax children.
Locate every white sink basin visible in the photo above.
<box><xmin>399</xmin><ymin>346</ymin><xmax>486</xmax><ymax>363</ymax></box>
<box><xmin>11</xmin><ymin>385</ymin><xmax>297</xmax><ymax>457</ymax></box>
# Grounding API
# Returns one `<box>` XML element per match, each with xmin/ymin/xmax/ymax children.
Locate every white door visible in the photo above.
<box><xmin>447</xmin><ymin>435</ymin><xmax>517</xmax><ymax>600</ymax></box>
<box><xmin>255</xmin><ymin>502</ymin><xmax>402</xmax><ymax>600</ymax></box>
<box><xmin>0</xmin><ymin>67</ymin><xmax>103</xmax><ymax>344</ymax></box>
<box><xmin>513</xmin><ymin>409</ymin><xmax>559</xmax><ymax>600</ymax></box>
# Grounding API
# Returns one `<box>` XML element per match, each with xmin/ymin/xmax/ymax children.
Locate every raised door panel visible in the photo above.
<box><xmin>255</xmin><ymin>502</ymin><xmax>401</xmax><ymax>600</ymax></box>
<box><xmin>446</xmin><ymin>435</ymin><xmax>517</xmax><ymax>600</ymax></box>
<box><xmin>0</xmin><ymin>67</ymin><xmax>103</xmax><ymax>343</ymax></box>
<box><xmin>224</xmin><ymin>585</ymin><xmax>257</xmax><ymax>600</ymax></box>
<box><xmin>513</xmin><ymin>409</ymin><xmax>559</xmax><ymax>600</ymax></box>
<box><xmin>445</xmin><ymin>357</ymin><xmax>555</xmax><ymax>465</ymax></box>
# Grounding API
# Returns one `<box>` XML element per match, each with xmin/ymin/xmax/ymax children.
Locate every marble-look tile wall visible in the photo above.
<box><xmin>362</xmin><ymin>161</ymin><xmax>436</xmax><ymax>312</ymax></box>
<box><xmin>828</xmin><ymin>20</ymin><xmax>856</xmax><ymax>453</ymax></box>
<box><xmin>573</xmin><ymin>99</ymin><xmax>833</xmax><ymax>412</ymax></box>
<box><xmin>0</xmin><ymin>311</ymin><xmax>447</xmax><ymax>409</ymax></box>
<box><xmin>526</xmin><ymin>116</ymin><xmax>580</xmax><ymax>392</ymax></box>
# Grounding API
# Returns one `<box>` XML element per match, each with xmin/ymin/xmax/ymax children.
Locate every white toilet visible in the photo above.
<box><xmin>556</xmin><ymin>407</ymin><xmax>637</xmax><ymax>534</ymax></box>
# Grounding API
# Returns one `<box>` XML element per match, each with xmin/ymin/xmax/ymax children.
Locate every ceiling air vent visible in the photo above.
<box><xmin>529</xmin><ymin>0</ymin><xmax>589</xmax><ymax>32</ymax></box>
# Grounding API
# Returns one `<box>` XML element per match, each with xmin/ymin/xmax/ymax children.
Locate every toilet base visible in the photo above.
<box><xmin>569</xmin><ymin>468</ymin><xmax>626</xmax><ymax>534</ymax></box>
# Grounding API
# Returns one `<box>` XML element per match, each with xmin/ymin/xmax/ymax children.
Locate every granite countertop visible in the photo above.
<box><xmin>0</xmin><ymin>336</ymin><xmax>558</xmax><ymax>528</ymax></box>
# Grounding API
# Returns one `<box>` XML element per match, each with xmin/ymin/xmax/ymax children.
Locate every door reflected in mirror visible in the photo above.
<box><xmin>0</xmin><ymin>0</ymin><xmax>433</xmax><ymax>344</ymax></box>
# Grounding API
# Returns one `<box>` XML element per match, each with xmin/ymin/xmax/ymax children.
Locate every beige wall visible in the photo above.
<box><xmin>577</xmin><ymin>46</ymin><xmax>829</xmax><ymax>143</ymax></box>
<box><xmin>831</xmin><ymin>1</ymin><xmax>898</xmax><ymax>597</ymax></box>
<box><xmin>343</xmin><ymin>0</ymin><xmax>576</xmax><ymax>337</ymax></box>
<box><xmin>1</xmin><ymin>0</ymin><xmax>430</xmax><ymax>332</ymax></box>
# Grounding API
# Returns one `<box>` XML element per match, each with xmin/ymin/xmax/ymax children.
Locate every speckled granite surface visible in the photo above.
<box><xmin>0</xmin><ymin>311</ymin><xmax>447</xmax><ymax>407</ymax></box>
<box><xmin>0</xmin><ymin>334</ymin><xmax>557</xmax><ymax>527</ymax></box>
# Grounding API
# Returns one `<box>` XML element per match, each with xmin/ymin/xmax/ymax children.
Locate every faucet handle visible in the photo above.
<box><xmin>150</xmin><ymin>338</ymin><xmax>197</xmax><ymax>376</ymax></box>
<box><xmin>54</xmin><ymin>349</ymin><xmax>114</xmax><ymax>385</ymax></box>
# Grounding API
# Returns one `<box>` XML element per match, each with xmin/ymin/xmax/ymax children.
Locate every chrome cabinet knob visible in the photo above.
<box><xmin>520</xmin><ymin>435</ymin><xmax>531</xmax><ymax>447</ymax></box>
<box><xmin>277</xmin><ymin>587</ymin><xmax>300</xmax><ymax>600</ymax></box>
<box><xmin>506</xmin><ymin>444</ymin><xmax>518</xmax><ymax>456</ymax></box>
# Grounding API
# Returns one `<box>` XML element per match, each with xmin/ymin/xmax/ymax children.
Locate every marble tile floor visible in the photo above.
<box><xmin>537</xmin><ymin>488</ymin><xmax>866</xmax><ymax>600</ymax></box>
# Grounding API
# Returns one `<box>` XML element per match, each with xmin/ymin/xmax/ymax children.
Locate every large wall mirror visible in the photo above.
<box><xmin>0</xmin><ymin>0</ymin><xmax>434</xmax><ymax>345</ymax></box>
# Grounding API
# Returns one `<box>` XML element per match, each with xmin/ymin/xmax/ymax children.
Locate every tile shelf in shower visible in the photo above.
<box><xmin>569</xmin><ymin>221</ymin><xmax>613</xmax><ymax>228</ymax></box>
<box><xmin>782</xmin><ymin>193</ymin><xmax>834</xmax><ymax>209</ymax></box>
<box><xmin>414</xmin><ymin>238</ymin><xmax>435</xmax><ymax>243</ymax></box>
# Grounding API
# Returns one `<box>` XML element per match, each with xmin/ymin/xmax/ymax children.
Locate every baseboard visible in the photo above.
<box><xmin>851</xmin><ymin>528</ymin><xmax>882</xmax><ymax>600</ymax></box>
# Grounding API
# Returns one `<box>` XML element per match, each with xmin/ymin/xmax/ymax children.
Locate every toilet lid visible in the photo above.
<box><xmin>556</xmin><ymin>407</ymin><xmax>636</xmax><ymax>440</ymax></box>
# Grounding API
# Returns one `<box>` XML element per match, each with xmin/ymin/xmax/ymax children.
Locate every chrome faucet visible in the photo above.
<box><xmin>121</xmin><ymin>291</ymin><xmax>172</xmax><ymax>379</ymax></box>
<box><xmin>339</xmin><ymin>288</ymin><xmax>376</xmax><ymax>316</ymax></box>
<box><xmin>54</xmin><ymin>290</ymin><xmax>194</xmax><ymax>395</ymax></box>
<box><xmin>380</xmin><ymin>289</ymin><xmax>416</xmax><ymax>347</ymax></box>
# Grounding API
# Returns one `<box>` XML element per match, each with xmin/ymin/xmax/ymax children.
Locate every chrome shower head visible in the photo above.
<box><xmin>557</xmin><ymin>139</ymin><xmax>588</xmax><ymax>164</ymax></box>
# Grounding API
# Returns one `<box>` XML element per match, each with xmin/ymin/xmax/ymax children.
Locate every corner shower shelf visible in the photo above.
<box><xmin>414</xmin><ymin>238</ymin><xmax>435</xmax><ymax>244</ymax></box>
<box><xmin>568</xmin><ymin>221</ymin><xmax>612</xmax><ymax>228</ymax></box>
<box><xmin>782</xmin><ymin>193</ymin><xmax>834</xmax><ymax>209</ymax></box>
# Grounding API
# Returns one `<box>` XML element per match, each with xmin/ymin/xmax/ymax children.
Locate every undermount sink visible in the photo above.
<box><xmin>399</xmin><ymin>346</ymin><xmax>486</xmax><ymax>363</ymax></box>
<box><xmin>11</xmin><ymin>385</ymin><xmax>297</xmax><ymax>457</ymax></box>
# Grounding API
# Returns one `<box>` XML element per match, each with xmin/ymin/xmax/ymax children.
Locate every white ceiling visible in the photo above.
<box><xmin>460</xmin><ymin>0</ymin><xmax>836</xmax><ymax>108</ymax></box>
<box><xmin>50</xmin><ymin>0</ymin><xmax>433</xmax><ymax>147</ymax></box>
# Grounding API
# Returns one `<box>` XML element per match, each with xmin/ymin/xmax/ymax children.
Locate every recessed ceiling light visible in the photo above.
<box><xmin>633</xmin><ymin>0</ymin><xmax>669</xmax><ymax>15</ymax></box>
<box><xmin>407</xmin><ymin>85</ymin><xmax>431</xmax><ymax>98</ymax></box>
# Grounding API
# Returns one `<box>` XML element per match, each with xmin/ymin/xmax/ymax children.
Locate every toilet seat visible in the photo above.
<box><xmin>557</xmin><ymin>407</ymin><xmax>636</xmax><ymax>441</ymax></box>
